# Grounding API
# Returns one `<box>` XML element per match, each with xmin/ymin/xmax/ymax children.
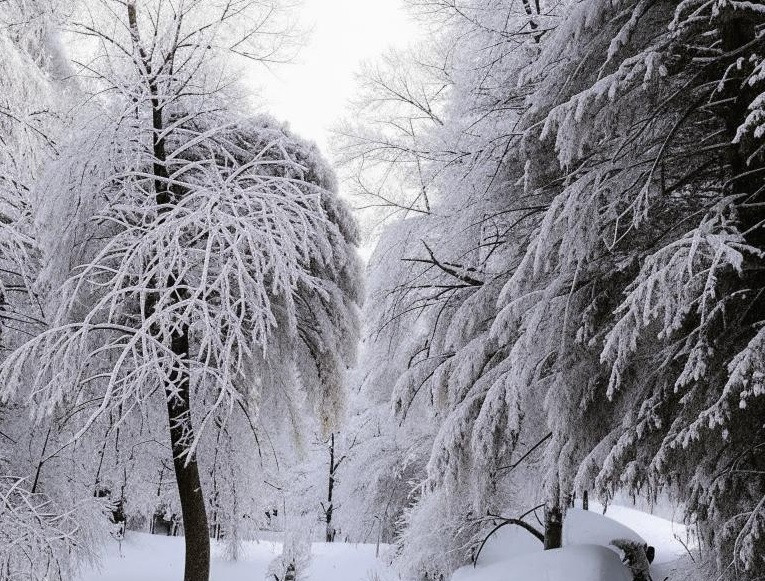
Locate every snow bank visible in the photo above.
<box><xmin>475</xmin><ymin>507</ymin><xmax>642</xmax><ymax>568</ymax></box>
<box><xmin>564</xmin><ymin>507</ymin><xmax>645</xmax><ymax>547</ymax></box>
<box><xmin>456</xmin><ymin>544</ymin><xmax>630</xmax><ymax>581</ymax></box>
<box><xmin>467</xmin><ymin>509</ymin><xmax>637</xmax><ymax>580</ymax></box>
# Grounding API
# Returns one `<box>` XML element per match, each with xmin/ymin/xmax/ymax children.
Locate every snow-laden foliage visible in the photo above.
<box><xmin>0</xmin><ymin>3</ymin><xmax>94</xmax><ymax>579</ymax></box>
<box><xmin>0</xmin><ymin>476</ymin><xmax>105</xmax><ymax>581</ymax></box>
<box><xmin>342</xmin><ymin>0</ymin><xmax>765</xmax><ymax>578</ymax></box>
<box><xmin>0</xmin><ymin>0</ymin><xmax>64</xmax><ymax>336</ymax></box>
<box><xmin>8</xmin><ymin>110</ymin><xmax>360</xmax><ymax>443</ymax></box>
<box><xmin>2</xmin><ymin>104</ymin><xmax>361</xmax><ymax>548</ymax></box>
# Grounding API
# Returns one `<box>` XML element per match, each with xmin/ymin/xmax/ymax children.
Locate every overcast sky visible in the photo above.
<box><xmin>258</xmin><ymin>0</ymin><xmax>419</xmax><ymax>155</ymax></box>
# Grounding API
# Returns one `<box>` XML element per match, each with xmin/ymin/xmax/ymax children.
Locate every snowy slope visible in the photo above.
<box><xmin>591</xmin><ymin>502</ymin><xmax>695</xmax><ymax>566</ymax></box>
<box><xmin>593</xmin><ymin>502</ymin><xmax>697</xmax><ymax>580</ymax></box>
<box><xmin>565</xmin><ymin>508</ymin><xmax>646</xmax><ymax>547</ymax></box>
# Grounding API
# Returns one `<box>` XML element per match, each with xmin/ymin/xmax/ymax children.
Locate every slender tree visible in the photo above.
<box><xmin>0</xmin><ymin>2</ymin><xmax>362</xmax><ymax>580</ymax></box>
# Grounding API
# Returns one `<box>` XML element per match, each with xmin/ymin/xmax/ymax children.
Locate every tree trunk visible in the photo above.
<box><xmin>166</xmin><ymin>326</ymin><xmax>210</xmax><ymax>581</ymax></box>
<box><xmin>582</xmin><ymin>490</ymin><xmax>588</xmax><ymax>511</ymax></box>
<box><xmin>543</xmin><ymin>505</ymin><xmax>563</xmax><ymax>550</ymax></box>
<box><xmin>326</xmin><ymin>433</ymin><xmax>336</xmax><ymax>542</ymax></box>
<box><xmin>124</xmin><ymin>5</ymin><xmax>212</xmax><ymax>577</ymax></box>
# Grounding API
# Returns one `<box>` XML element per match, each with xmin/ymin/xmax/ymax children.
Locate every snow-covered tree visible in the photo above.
<box><xmin>525</xmin><ymin>3</ymin><xmax>765</xmax><ymax>576</ymax></box>
<box><xmin>335</xmin><ymin>0</ymin><xmax>562</xmax><ymax>569</ymax></box>
<box><xmin>0</xmin><ymin>2</ymin><xmax>362</xmax><ymax>580</ymax></box>
<box><xmin>342</xmin><ymin>0</ymin><xmax>765</xmax><ymax>579</ymax></box>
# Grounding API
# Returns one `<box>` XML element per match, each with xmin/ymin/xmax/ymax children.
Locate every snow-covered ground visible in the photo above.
<box><xmin>77</xmin><ymin>504</ymin><xmax>697</xmax><ymax>581</ymax></box>
<box><xmin>77</xmin><ymin>534</ymin><xmax>391</xmax><ymax>581</ymax></box>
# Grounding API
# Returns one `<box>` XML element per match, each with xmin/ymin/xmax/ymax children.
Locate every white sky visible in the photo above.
<box><xmin>257</xmin><ymin>0</ymin><xmax>420</xmax><ymax>155</ymax></box>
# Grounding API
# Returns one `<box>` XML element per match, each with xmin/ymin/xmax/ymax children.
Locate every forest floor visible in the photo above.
<box><xmin>77</xmin><ymin>504</ymin><xmax>701</xmax><ymax>581</ymax></box>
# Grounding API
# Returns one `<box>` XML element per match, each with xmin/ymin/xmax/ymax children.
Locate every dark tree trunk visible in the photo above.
<box><xmin>166</xmin><ymin>324</ymin><xmax>210</xmax><ymax>581</ymax></box>
<box><xmin>326</xmin><ymin>433</ymin><xmax>336</xmax><ymax>542</ymax></box>
<box><xmin>152</xmin><ymin>124</ymin><xmax>211</xmax><ymax>581</ymax></box>
<box><xmin>582</xmin><ymin>490</ymin><xmax>588</xmax><ymax>511</ymax></box>
<box><xmin>543</xmin><ymin>505</ymin><xmax>563</xmax><ymax>550</ymax></box>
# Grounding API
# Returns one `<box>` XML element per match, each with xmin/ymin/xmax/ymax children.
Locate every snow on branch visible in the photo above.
<box><xmin>0</xmin><ymin>476</ymin><xmax>94</xmax><ymax>581</ymax></box>
<box><xmin>601</xmin><ymin>213</ymin><xmax>757</xmax><ymax>397</ymax></box>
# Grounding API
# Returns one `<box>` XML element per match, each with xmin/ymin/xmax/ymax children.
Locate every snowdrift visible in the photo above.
<box><xmin>565</xmin><ymin>508</ymin><xmax>645</xmax><ymax>547</ymax></box>
<box><xmin>466</xmin><ymin>507</ymin><xmax>653</xmax><ymax>581</ymax></box>
<box><xmin>455</xmin><ymin>544</ymin><xmax>630</xmax><ymax>581</ymax></box>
